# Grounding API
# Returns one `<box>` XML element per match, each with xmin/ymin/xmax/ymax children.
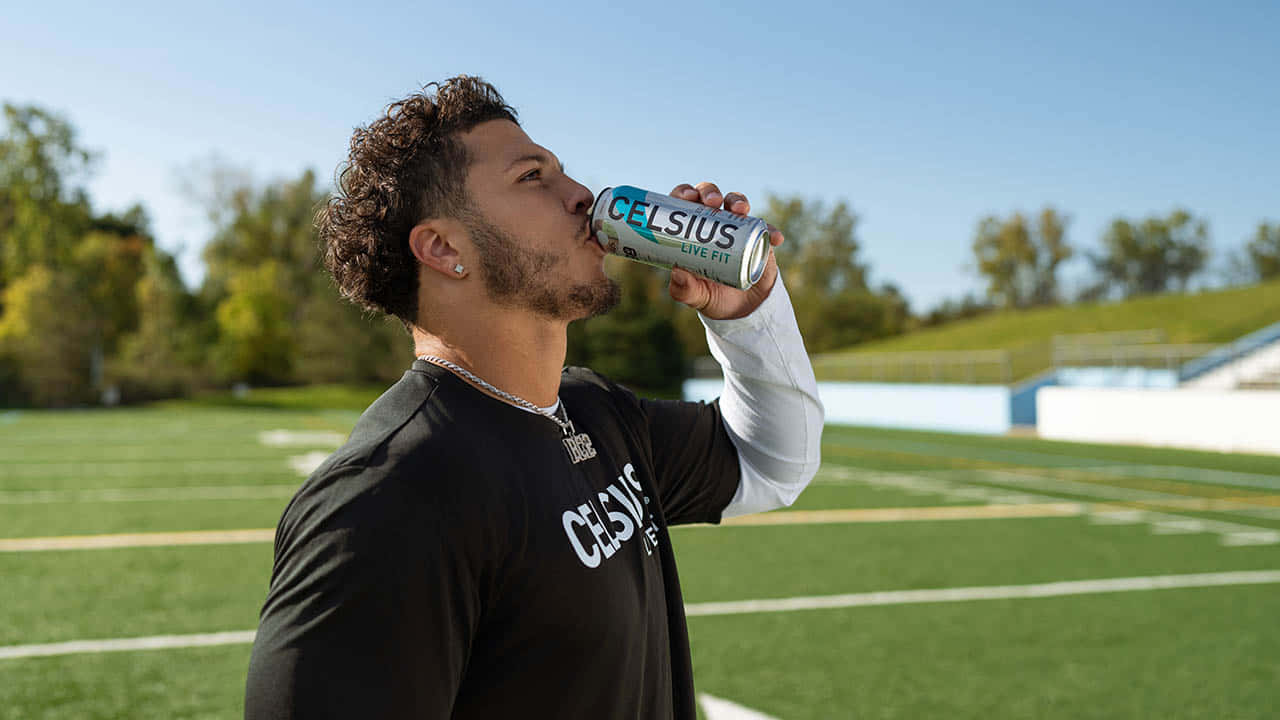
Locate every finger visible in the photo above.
<box><xmin>723</xmin><ymin>192</ymin><xmax>750</xmax><ymax>215</ymax></box>
<box><xmin>668</xmin><ymin>266</ymin><xmax>712</xmax><ymax>310</ymax></box>
<box><xmin>767</xmin><ymin>223</ymin><xmax>785</xmax><ymax>246</ymax></box>
<box><xmin>670</xmin><ymin>183</ymin><xmax>698</xmax><ymax>201</ymax></box>
<box><xmin>694</xmin><ymin>181</ymin><xmax>722</xmax><ymax>208</ymax></box>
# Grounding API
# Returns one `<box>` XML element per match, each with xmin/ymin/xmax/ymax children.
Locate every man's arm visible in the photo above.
<box><xmin>698</xmin><ymin>272</ymin><xmax>823</xmax><ymax>517</ymax></box>
<box><xmin>663</xmin><ymin>181</ymin><xmax>824</xmax><ymax>518</ymax></box>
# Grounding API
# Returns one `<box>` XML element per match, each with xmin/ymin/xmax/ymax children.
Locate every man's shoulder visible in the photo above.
<box><xmin>560</xmin><ymin>365</ymin><xmax>639</xmax><ymax>406</ymax></box>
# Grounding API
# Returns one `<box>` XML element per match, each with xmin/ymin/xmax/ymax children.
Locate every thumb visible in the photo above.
<box><xmin>669</xmin><ymin>267</ymin><xmax>711</xmax><ymax>310</ymax></box>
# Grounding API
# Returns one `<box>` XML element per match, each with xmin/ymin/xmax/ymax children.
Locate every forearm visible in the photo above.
<box><xmin>699</xmin><ymin>272</ymin><xmax>824</xmax><ymax>518</ymax></box>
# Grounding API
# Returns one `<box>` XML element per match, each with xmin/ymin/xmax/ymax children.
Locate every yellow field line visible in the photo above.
<box><xmin>8</xmin><ymin>494</ymin><xmax>1270</xmax><ymax>551</ymax></box>
<box><xmin>0</xmin><ymin>529</ymin><xmax>275</xmax><ymax>552</ymax></box>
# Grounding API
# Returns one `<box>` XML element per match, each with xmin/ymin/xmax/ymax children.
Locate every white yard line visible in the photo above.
<box><xmin>258</xmin><ymin>430</ymin><xmax>346</xmax><ymax>447</ymax></box>
<box><xmin>683</xmin><ymin>569</ymin><xmax>1280</xmax><ymax>617</ymax></box>
<box><xmin>0</xmin><ymin>485</ymin><xmax>298</xmax><ymax>505</ymax></box>
<box><xmin>699</xmin><ymin>693</ymin><xmax>780</xmax><ymax>720</ymax></box>
<box><xmin>0</xmin><ymin>631</ymin><xmax>256</xmax><ymax>660</ymax></box>
<box><xmin>3</xmin><ymin>570</ymin><xmax>1277</xmax><ymax>660</ymax></box>
<box><xmin>716</xmin><ymin>503</ymin><xmax>1084</xmax><ymax>526</ymax></box>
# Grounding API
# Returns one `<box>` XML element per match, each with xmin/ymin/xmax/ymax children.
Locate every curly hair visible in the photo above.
<box><xmin>317</xmin><ymin>76</ymin><xmax>518</xmax><ymax>325</ymax></box>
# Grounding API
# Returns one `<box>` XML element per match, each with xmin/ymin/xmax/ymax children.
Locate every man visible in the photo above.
<box><xmin>245</xmin><ymin>76</ymin><xmax>823</xmax><ymax>719</ymax></box>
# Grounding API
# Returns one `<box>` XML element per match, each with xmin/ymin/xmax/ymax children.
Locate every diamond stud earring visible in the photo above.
<box><xmin>453</xmin><ymin>264</ymin><xmax>465</xmax><ymax>275</ymax></box>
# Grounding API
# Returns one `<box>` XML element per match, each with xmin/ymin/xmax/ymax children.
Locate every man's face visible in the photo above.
<box><xmin>456</xmin><ymin>119</ymin><xmax>619</xmax><ymax>320</ymax></box>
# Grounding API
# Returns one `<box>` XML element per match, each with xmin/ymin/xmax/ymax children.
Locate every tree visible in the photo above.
<box><xmin>1245</xmin><ymin>221</ymin><xmax>1280</xmax><ymax>282</ymax></box>
<box><xmin>0</xmin><ymin>265</ymin><xmax>96</xmax><ymax>406</ymax></box>
<box><xmin>568</xmin><ymin>259</ymin><xmax>685</xmax><ymax>395</ymax></box>
<box><xmin>750</xmin><ymin>194</ymin><xmax>906</xmax><ymax>353</ymax></box>
<box><xmin>107</xmin><ymin>248</ymin><xmax>203</xmax><ymax>401</ymax></box>
<box><xmin>1088</xmin><ymin>209</ymin><xmax>1209</xmax><ymax>298</ymax></box>
<box><xmin>0</xmin><ymin>104</ymin><xmax>95</xmax><ymax>291</ymax></box>
<box><xmin>194</xmin><ymin>166</ymin><xmax>410</xmax><ymax>385</ymax></box>
<box><xmin>214</xmin><ymin>261</ymin><xmax>297</xmax><ymax>384</ymax></box>
<box><xmin>971</xmin><ymin>208</ymin><xmax>1072</xmax><ymax>309</ymax></box>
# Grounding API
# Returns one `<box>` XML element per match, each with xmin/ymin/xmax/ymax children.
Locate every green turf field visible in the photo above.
<box><xmin>2</xmin><ymin>403</ymin><xmax>1278</xmax><ymax>718</ymax></box>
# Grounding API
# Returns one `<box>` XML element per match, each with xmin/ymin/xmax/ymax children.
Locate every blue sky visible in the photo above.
<box><xmin>3</xmin><ymin>0</ymin><xmax>1277</xmax><ymax>311</ymax></box>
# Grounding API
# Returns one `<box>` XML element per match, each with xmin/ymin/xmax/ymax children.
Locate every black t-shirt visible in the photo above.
<box><xmin>244</xmin><ymin>360</ymin><xmax>741</xmax><ymax>719</ymax></box>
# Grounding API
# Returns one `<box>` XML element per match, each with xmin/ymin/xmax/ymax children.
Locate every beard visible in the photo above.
<box><xmin>463</xmin><ymin>211</ymin><xmax>620</xmax><ymax>321</ymax></box>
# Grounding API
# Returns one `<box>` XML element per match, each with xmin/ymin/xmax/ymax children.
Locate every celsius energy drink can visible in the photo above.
<box><xmin>590</xmin><ymin>185</ymin><xmax>771</xmax><ymax>289</ymax></box>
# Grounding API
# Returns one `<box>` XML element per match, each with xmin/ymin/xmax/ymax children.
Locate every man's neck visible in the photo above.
<box><xmin>412</xmin><ymin>308</ymin><xmax>568</xmax><ymax>408</ymax></box>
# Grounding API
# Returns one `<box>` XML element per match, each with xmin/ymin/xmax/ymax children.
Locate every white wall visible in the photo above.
<box><xmin>1038</xmin><ymin>387</ymin><xmax>1280</xmax><ymax>455</ymax></box>
<box><xmin>685</xmin><ymin>379</ymin><xmax>1011</xmax><ymax>435</ymax></box>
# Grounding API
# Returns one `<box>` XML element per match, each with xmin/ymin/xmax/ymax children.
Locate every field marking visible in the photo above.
<box><xmin>0</xmin><ymin>459</ymin><xmax>306</xmax><ymax>479</ymax></box>
<box><xmin>822</xmin><ymin>434</ymin><xmax>1280</xmax><ymax>491</ymax></box>
<box><xmin>0</xmin><ymin>484</ymin><xmax>298</xmax><ymax>505</ymax></box>
<box><xmin>0</xmin><ymin>504</ymin><xmax>1079</xmax><ymax>552</ymax></box>
<box><xmin>969</xmin><ymin>468</ymin><xmax>1280</xmax><ymax>521</ymax></box>
<box><xmin>288</xmin><ymin>451</ymin><xmax>330</xmax><ymax>477</ymax></box>
<box><xmin>699</xmin><ymin>693</ymin><xmax>780</xmax><ymax>720</ymax></box>
<box><xmin>0</xmin><ymin>631</ymin><xmax>256</xmax><ymax>660</ymax></box>
<box><xmin>4</xmin><ymin>570</ymin><xmax>1278</xmax><ymax>661</ymax></box>
<box><xmin>258</xmin><ymin>430</ymin><xmax>345</xmax><ymax>447</ymax></box>
<box><xmin>718</xmin><ymin>503</ymin><xmax>1083</xmax><ymax>526</ymax></box>
<box><xmin>816</xmin><ymin>466</ymin><xmax>1280</xmax><ymax>545</ymax></box>
<box><xmin>0</xmin><ymin>529</ymin><xmax>275</xmax><ymax>552</ymax></box>
<box><xmin>683</xmin><ymin>569</ymin><xmax>1280</xmax><ymax>617</ymax></box>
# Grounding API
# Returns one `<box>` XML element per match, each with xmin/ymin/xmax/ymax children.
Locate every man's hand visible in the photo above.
<box><xmin>665</xmin><ymin>182</ymin><xmax>785</xmax><ymax>320</ymax></box>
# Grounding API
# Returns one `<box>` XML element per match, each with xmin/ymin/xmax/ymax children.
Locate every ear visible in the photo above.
<box><xmin>409</xmin><ymin>220</ymin><xmax>470</xmax><ymax>279</ymax></box>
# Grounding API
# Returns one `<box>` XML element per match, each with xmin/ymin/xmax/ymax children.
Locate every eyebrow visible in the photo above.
<box><xmin>506</xmin><ymin>152</ymin><xmax>565</xmax><ymax>174</ymax></box>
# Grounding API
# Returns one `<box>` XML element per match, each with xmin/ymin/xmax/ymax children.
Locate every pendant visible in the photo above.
<box><xmin>559</xmin><ymin>416</ymin><xmax>597</xmax><ymax>464</ymax></box>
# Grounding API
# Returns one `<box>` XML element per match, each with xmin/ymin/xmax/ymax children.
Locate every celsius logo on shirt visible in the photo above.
<box><xmin>561</xmin><ymin>462</ymin><xmax>660</xmax><ymax>569</ymax></box>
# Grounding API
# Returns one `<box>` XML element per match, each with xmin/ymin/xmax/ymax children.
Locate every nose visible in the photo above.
<box><xmin>564</xmin><ymin>176</ymin><xmax>594</xmax><ymax>216</ymax></box>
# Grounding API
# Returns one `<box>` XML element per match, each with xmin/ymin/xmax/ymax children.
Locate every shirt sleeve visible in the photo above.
<box><xmin>638</xmin><ymin>394</ymin><xmax>743</xmax><ymax>526</ymax></box>
<box><xmin>698</xmin><ymin>272</ymin><xmax>824</xmax><ymax>518</ymax></box>
<box><xmin>244</xmin><ymin>464</ymin><xmax>485</xmax><ymax>719</ymax></box>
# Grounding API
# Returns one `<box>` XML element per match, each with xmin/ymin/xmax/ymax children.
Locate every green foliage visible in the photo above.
<box><xmin>201</xmin><ymin>169</ymin><xmax>325</xmax><ymax>305</ymax></box>
<box><xmin>214</xmin><ymin>261</ymin><xmax>297</xmax><ymax>384</ymax></box>
<box><xmin>197</xmin><ymin>166</ymin><xmax>411</xmax><ymax>386</ymax></box>
<box><xmin>294</xmin><ymin>286</ymin><xmax>413</xmax><ymax>384</ymax></box>
<box><xmin>0</xmin><ymin>265</ymin><xmax>96</xmax><ymax>406</ymax></box>
<box><xmin>569</xmin><ymin>259</ymin><xmax>685</xmax><ymax>394</ymax></box>
<box><xmin>971</xmin><ymin>208</ymin><xmax>1072</xmax><ymax>308</ymax></box>
<box><xmin>760</xmin><ymin>194</ymin><xmax>907</xmax><ymax>353</ymax></box>
<box><xmin>1088</xmin><ymin>209</ymin><xmax>1210</xmax><ymax>299</ymax></box>
<box><xmin>0</xmin><ymin>104</ymin><xmax>95</xmax><ymax>290</ymax></box>
<box><xmin>107</xmin><ymin>249</ymin><xmax>202</xmax><ymax>401</ymax></box>
<box><xmin>1245</xmin><ymin>221</ymin><xmax>1280</xmax><ymax>281</ymax></box>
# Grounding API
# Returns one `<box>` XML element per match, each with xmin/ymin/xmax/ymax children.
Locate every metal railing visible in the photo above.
<box><xmin>809</xmin><ymin>349</ymin><xmax>1016</xmax><ymax>384</ymax></box>
<box><xmin>1052</xmin><ymin>343</ymin><xmax>1219</xmax><ymax>372</ymax></box>
<box><xmin>1178</xmin><ymin>320</ymin><xmax>1280</xmax><ymax>382</ymax></box>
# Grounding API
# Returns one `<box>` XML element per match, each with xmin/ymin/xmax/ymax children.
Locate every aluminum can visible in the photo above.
<box><xmin>589</xmin><ymin>185</ymin><xmax>771</xmax><ymax>289</ymax></box>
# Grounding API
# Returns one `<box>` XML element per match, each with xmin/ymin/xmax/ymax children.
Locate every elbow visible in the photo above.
<box><xmin>779</xmin><ymin>455</ymin><xmax>821</xmax><ymax>508</ymax></box>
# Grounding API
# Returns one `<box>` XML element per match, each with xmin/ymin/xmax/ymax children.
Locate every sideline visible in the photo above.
<box><xmin>3</xmin><ymin>570</ymin><xmax>1277</xmax><ymax>660</ymax></box>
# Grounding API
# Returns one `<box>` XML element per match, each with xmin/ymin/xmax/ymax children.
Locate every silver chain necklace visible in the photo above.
<box><xmin>416</xmin><ymin>355</ymin><xmax>573</xmax><ymax>434</ymax></box>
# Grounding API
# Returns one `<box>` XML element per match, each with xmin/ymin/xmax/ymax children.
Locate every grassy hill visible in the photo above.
<box><xmin>813</xmin><ymin>279</ymin><xmax>1280</xmax><ymax>384</ymax></box>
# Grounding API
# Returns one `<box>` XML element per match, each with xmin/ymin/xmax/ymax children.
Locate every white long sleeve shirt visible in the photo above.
<box><xmin>699</xmin><ymin>273</ymin><xmax>824</xmax><ymax>518</ymax></box>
